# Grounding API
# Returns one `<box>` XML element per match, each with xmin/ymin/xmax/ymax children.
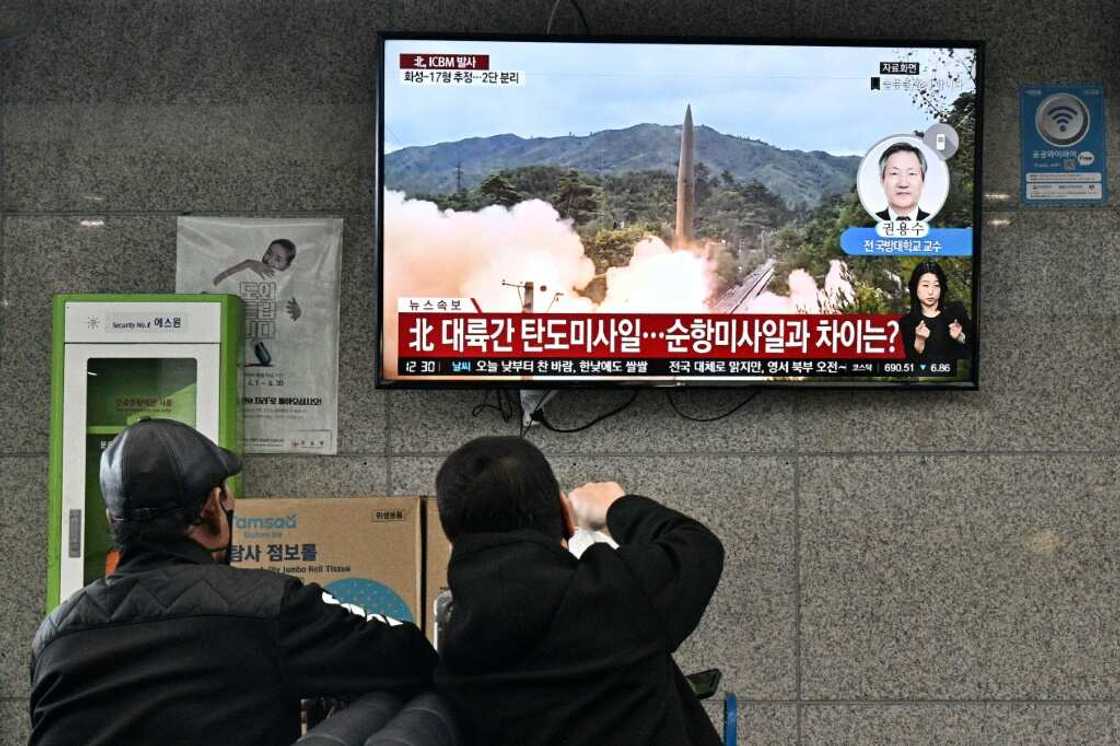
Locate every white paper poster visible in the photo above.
<box><xmin>176</xmin><ymin>217</ymin><xmax>343</xmax><ymax>454</ymax></box>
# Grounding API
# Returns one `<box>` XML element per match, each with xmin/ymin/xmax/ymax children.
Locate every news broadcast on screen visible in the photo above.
<box><xmin>377</xmin><ymin>36</ymin><xmax>981</xmax><ymax>387</ymax></box>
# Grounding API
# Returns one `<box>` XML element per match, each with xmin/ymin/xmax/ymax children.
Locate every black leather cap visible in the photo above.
<box><xmin>100</xmin><ymin>418</ymin><xmax>241</xmax><ymax>522</ymax></box>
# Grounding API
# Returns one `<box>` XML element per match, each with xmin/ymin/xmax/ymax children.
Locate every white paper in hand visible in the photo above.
<box><xmin>568</xmin><ymin>529</ymin><xmax>619</xmax><ymax>558</ymax></box>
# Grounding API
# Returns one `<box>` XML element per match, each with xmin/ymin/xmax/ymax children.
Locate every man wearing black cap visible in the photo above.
<box><xmin>29</xmin><ymin>419</ymin><xmax>437</xmax><ymax>746</ymax></box>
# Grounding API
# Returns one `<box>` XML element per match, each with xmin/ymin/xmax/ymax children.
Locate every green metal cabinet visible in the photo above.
<box><xmin>47</xmin><ymin>294</ymin><xmax>243</xmax><ymax>610</ymax></box>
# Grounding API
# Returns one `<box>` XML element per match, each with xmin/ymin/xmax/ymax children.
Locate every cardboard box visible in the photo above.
<box><xmin>423</xmin><ymin>497</ymin><xmax>452</xmax><ymax>645</ymax></box>
<box><xmin>232</xmin><ymin>496</ymin><xmax>422</xmax><ymax>626</ymax></box>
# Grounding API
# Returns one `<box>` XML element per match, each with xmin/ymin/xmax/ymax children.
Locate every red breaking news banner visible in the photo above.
<box><xmin>399</xmin><ymin>53</ymin><xmax>490</xmax><ymax>70</ymax></box>
<box><xmin>400</xmin><ymin>312</ymin><xmax>907</xmax><ymax>360</ymax></box>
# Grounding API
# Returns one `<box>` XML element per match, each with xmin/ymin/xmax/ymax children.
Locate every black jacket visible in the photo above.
<box><xmin>900</xmin><ymin>300</ymin><xmax>973</xmax><ymax>364</ymax></box>
<box><xmin>435</xmin><ymin>495</ymin><xmax>725</xmax><ymax>746</ymax></box>
<box><xmin>876</xmin><ymin>207</ymin><xmax>930</xmax><ymax>221</ymax></box>
<box><xmin>30</xmin><ymin>537</ymin><xmax>437</xmax><ymax>746</ymax></box>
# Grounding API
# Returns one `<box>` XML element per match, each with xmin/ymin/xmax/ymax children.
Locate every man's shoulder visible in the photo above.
<box><xmin>34</xmin><ymin>565</ymin><xmax>295</xmax><ymax>658</ymax></box>
<box><xmin>566</xmin><ymin>542</ymin><xmax>654</xmax><ymax>605</ymax></box>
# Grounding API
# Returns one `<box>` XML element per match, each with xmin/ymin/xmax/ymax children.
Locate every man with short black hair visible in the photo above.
<box><xmin>434</xmin><ymin>436</ymin><xmax>725</xmax><ymax>746</ymax></box>
<box><xmin>876</xmin><ymin>141</ymin><xmax>930</xmax><ymax>222</ymax></box>
<box><xmin>30</xmin><ymin>418</ymin><xmax>436</xmax><ymax>746</ymax></box>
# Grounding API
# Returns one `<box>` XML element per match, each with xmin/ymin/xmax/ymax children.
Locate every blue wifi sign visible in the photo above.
<box><xmin>1021</xmin><ymin>84</ymin><xmax>1107</xmax><ymax>206</ymax></box>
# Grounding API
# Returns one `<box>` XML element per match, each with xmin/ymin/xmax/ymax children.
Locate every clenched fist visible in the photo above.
<box><xmin>566</xmin><ymin>481</ymin><xmax>626</xmax><ymax>532</ymax></box>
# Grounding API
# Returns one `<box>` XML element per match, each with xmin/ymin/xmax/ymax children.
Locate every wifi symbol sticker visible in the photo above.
<box><xmin>1048</xmin><ymin>106</ymin><xmax>1079</xmax><ymax>131</ymax></box>
<box><xmin>1035</xmin><ymin>93</ymin><xmax>1091</xmax><ymax>147</ymax></box>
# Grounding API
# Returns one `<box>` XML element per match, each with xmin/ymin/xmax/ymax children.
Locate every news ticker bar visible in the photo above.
<box><xmin>399</xmin><ymin>358</ymin><xmax>959</xmax><ymax>378</ymax></box>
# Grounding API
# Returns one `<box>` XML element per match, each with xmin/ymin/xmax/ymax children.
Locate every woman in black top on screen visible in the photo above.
<box><xmin>900</xmin><ymin>261</ymin><xmax>972</xmax><ymax>364</ymax></box>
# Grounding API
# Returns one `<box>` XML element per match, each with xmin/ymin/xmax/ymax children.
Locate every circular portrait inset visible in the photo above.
<box><xmin>856</xmin><ymin>135</ymin><xmax>950</xmax><ymax>224</ymax></box>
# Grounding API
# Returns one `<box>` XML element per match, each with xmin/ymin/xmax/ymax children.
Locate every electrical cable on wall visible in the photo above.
<box><xmin>472</xmin><ymin>389</ymin><xmax>517</xmax><ymax>422</ymax></box>
<box><xmin>664</xmin><ymin>389</ymin><xmax>760</xmax><ymax>422</ymax></box>
<box><xmin>529</xmin><ymin>390</ymin><xmax>640</xmax><ymax>433</ymax></box>
<box><xmin>512</xmin><ymin>386</ymin><xmax>760</xmax><ymax>435</ymax></box>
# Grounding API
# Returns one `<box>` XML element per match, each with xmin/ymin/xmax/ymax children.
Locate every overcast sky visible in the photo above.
<box><xmin>383</xmin><ymin>40</ymin><xmax>976</xmax><ymax>157</ymax></box>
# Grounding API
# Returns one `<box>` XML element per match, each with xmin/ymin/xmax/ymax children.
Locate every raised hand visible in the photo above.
<box><xmin>567</xmin><ymin>481</ymin><xmax>626</xmax><ymax>532</ymax></box>
<box><xmin>949</xmin><ymin>318</ymin><xmax>964</xmax><ymax>341</ymax></box>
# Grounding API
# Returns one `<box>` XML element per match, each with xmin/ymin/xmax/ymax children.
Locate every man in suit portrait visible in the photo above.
<box><xmin>875</xmin><ymin>141</ymin><xmax>930</xmax><ymax>222</ymax></box>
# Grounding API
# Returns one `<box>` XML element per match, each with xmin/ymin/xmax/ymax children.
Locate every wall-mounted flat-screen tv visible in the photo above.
<box><xmin>377</xmin><ymin>34</ymin><xmax>982</xmax><ymax>388</ymax></box>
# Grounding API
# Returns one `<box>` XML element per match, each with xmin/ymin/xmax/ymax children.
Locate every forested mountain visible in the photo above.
<box><xmin>385</xmin><ymin>123</ymin><xmax>859</xmax><ymax>208</ymax></box>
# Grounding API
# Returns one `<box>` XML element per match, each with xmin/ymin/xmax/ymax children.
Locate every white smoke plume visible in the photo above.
<box><xmin>745</xmin><ymin>259</ymin><xmax>855</xmax><ymax>314</ymax></box>
<box><xmin>384</xmin><ymin>191</ymin><xmax>595</xmax><ymax>314</ymax></box>
<box><xmin>821</xmin><ymin>260</ymin><xmax>856</xmax><ymax>312</ymax></box>
<box><xmin>383</xmin><ymin>192</ymin><xmax>716</xmax><ymax>375</ymax></box>
<box><xmin>598</xmin><ymin>237</ymin><xmax>714</xmax><ymax>313</ymax></box>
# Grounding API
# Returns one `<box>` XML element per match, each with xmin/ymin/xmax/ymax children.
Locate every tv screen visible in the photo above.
<box><xmin>377</xmin><ymin>34</ymin><xmax>982</xmax><ymax>388</ymax></box>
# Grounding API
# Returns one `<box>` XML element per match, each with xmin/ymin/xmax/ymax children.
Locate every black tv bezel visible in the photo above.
<box><xmin>375</xmin><ymin>32</ymin><xmax>984</xmax><ymax>391</ymax></box>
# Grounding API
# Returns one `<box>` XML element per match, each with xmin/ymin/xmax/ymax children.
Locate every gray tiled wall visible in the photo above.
<box><xmin>2</xmin><ymin>1</ymin><xmax>1118</xmax><ymax>742</ymax></box>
